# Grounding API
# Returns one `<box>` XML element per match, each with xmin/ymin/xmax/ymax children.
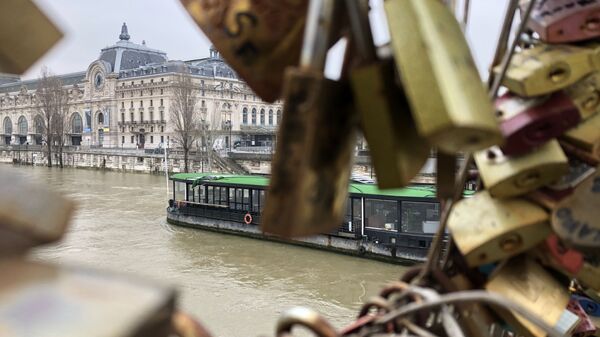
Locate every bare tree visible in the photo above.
<box><xmin>36</xmin><ymin>68</ymin><xmax>69</xmax><ymax>168</ymax></box>
<box><xmin>200</xmin><ymin>102</ymin><xmax>223</xmax><ymax>172</ymax></box>
<box><xmin>170</xmin><ymin>71</ymin><xmax>200</xmax><ymax>172</ymax></box>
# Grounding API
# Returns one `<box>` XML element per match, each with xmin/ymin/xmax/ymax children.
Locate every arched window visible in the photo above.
<box><xmin>3</xmin><ymin>117</ymin><xmax>12</xmax><ymax>134</ymax></box>
<box><xmin>251</xmin><ymin>108</ymin><xmax>256</xmax><ymax>125</ymax></box>
<box><xmin>98</xmin><ymin>112</ymin><xmax>104</xmax><ymax>125</ymax></box>
<box><xmin>72</xmin><ymin>113</ymin><xmax>83</xmax><ymax>134</ymax></box>
<box><xmin>276</xmin><ymin>109</ymin><xmax>282</xmax><ymax>124</ymax></box>
<box><xmin>18</xmin><ymin>116</ymin><xmax>27</xmax><ymax>135</ymax></box>
<box><xmin>260</xmin><ymin>109</ymin><xmax>265</xmax><ymax>125</ymax></box>
<box><xmin>268</xmin><ymin>109</ymin><xmax>273</xmax><ymax>125</ymax></box>
<box><xmin>242</xmin><ymin>107</ymin><xmax>248</xmax><ymax>125</ymax></box>
<box><xmin>34</xmin><ymin>115</ymin><xmax>44</xmax><ymax>134</ymax></box>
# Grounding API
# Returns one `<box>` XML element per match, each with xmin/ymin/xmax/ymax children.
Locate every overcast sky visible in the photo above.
<box><xmin>25</xmin><ymin>0</ymin><xmax>510</xmax><ymax>80</ymax></box>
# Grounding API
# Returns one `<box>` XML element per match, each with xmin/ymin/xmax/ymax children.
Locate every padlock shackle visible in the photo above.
<box><xmin>300</xmin><ymin>0</ymin><xmax>337</xmax><ymax>70</ymax></box>
<box><xmin>345</xmin><ymin>0</ymin><xmax>377</xmax><ymax>62</ymax></box>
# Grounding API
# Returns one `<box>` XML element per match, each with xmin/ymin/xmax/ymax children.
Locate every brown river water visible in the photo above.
<box><xmin>6</xmin><ymin>165</ymin><xmax>407</xmax><ymax>337</ymax></box>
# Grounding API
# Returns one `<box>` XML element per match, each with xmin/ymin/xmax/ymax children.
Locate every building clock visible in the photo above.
<box><xmin>94</xmin><ymin>72</ymin><xmax>104</xmax><ymax>90</ymax></box>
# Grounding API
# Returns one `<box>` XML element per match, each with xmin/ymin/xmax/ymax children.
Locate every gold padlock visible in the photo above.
<box><xmin>486</xmin><ymin>256</ymin><xmax>575</xmax><ymax>337</ymax></box>
<box><xmin>0</xmin><ymin>0</ymin><xmax>62</xmax><ymax>74</ymax></box>
<box><xmin>384</xmin><ymin>0</ymin><xmax>502</xmax><ymax>154</ymax></box>
<box><xmin>564</xmin><ymin>72</ymin><xmax>600</xmax><ymax>120</ymax></box>
<box><xmin>551</xmin><ymin>166</ymin><xmax>600</xmax><ymax>252</ymax></box>
<box><xmin>179</xmin><ymin>0</ymin><xmax>307</xmax><ymax>102</ymax></box>
<box><xmin>561</xmin><ymin>111</ymin><xmax>600</xmax><ymax>162</ymax></box>
<box><xmin>346</xmin><ymin>0</ymin><xmax>430</xmax><ymax>189</ymax></box>
<box><xmin>475</xmin><ymin>140</ymin><xmax>569</xmax><ymax>198</ymax></box>
<box><xmin>497</xmin><ymin>43</ymin><xmax>600</xmax><ymax>97</ymax></box>
<box><xmin>448</xmin><ymin>191</ymin><xmax>551</xmax><ymax>267</ymax></box>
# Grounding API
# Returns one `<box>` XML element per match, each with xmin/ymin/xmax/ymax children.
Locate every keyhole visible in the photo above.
<box><xmin>500</xmin><ymin>234</ymin><xmax>522</xmax><ymax>252</ymax></box>
<box><xmin>548</xmin><ymin>66</ymin><xmax>569</xmax><ymax>83</ymax></box>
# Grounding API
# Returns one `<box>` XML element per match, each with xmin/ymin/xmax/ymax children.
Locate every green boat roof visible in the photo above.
<box><xmin>169</xmin><ymin>173</ymin><xmax>472</xmax><ymax>199</ymax></box>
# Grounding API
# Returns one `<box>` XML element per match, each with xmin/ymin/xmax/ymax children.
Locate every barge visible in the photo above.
<box><xmin>166</xmin><ymin>173</ymin><xmax>456</xmax><ymax>264</ymax></box>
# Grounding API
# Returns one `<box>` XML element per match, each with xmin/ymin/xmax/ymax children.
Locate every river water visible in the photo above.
<box><xmin>6</xmin><ymin>165</ymin><xmax>406</xmax><ymax>337</ymax></box>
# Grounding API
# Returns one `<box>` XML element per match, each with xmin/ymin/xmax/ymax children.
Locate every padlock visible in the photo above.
<box><xmin>565</xmin><ymin>72</ymin><xmax>600</xmax><ymax>121</ymax></box>
<box><xmin>448</xmin><ymin>190</ymin><xmax>551</xmax><ymax>267</ymax></box>
<box><xmin>551</xmin><ymin>166</ymin><xmax>600</xmax><ymax>251</ymax></box>
<box><xmin>574</xmin><ymin>295</ymin><xmax>600</xmax><ymax>317</ymax></box>
<box><xmin>524</xmin><ymin>0</ymin><xmax>600</xmax><ymax>44</ymax></box>
<box><xmin>474</xmin><ymin>140</ymin><xmax>569</xmax><ymax>198</ymax></box>
<box><xmin>528</xmin><ymin>158</ymin><xmax>596</xmax><ymax>209</ymax></box>
<box><xmin>0</xmin><ymin>169</ymin><xmax>75</xmax><ymax>256</ymax></box>
<box><xmin>562</xmin><ymin>111</ymin><xmax>600</xmax><ymax>162</ymax></box>
<box><xmin>497</xmin><ymin>43</ymin><xmax>600</xmax><ymax>97</ymax></box>
<box><xmin>495</xmin><ymin>91</ymin><xmax>581</xmax><ymax>156</ymax></box>
<box><xmin>384</xmin><ymin>0</ymin><xmax>502</xmax><ymax>154</ymax></box>
<box><xmin>0</xmin><ymin>0</ymin><xmax>62</xmax><ymax>74</ymax></box>
<box><xmin>568</xmin><ymin>297</ymin><xmax>598</xmax><ymax>336</ymax></box>
<box><xmin>262</xmin><ymin>0</ymin><xmax>358</xmax><ymax>237</ymax></box>
<box><xmin>534</xmin><ymin>233</ymin><xmax>600</xmax><ymax>291</ymax></box>
<box><xmin>179</xmin><ymin>0</ymin><xmax>307</xmax><ymax>102</ymax></box>
<box><xmin>276</xmin><ymin>307</ymin><xmax>338</xmax><ymax>337</ymax></box>
<box><xmin>486</xmin><ymin>256</ymin><xmax>576</xmax><ymax>337</ymax></box>
<box><xmin>346</xmin><ymin>0</ymin><xmax>430</xmax><ymax>189</ymax></box>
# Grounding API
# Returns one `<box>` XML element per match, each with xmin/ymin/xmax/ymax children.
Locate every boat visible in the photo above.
<box><xmin>166</xmin><ymin>173</ymin><xmax>463</xmax><ymax>264</ymax></box>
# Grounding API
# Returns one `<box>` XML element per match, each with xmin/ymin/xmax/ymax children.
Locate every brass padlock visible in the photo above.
<box><xmin>495</xmin><ymin>91</ymin><xmax>581</xmax><ymax>156</ymax></box>
<box><xmin>562</xmin><ymin>111</ymin><xmax>600</xmax><ymax>162</ymax></box>
<box><xmin>262</xmin><ymin>0</ymin><xmax>358</xmax><ymax>238</ymax></box>
<box><xmin>524</xmin><ymin>0</ymin><xmax>600</xmax><ymax>44</ymax></box>
<box><xmin>0</xmin><ymin>0</ymin><xmax>62</xmax><ymax>74</ymax></box>
<box><xmin>448</xmin><ymin>190</ymin><xmax>551</xmax><ymax>267</ymax></box>
<box><xmin>564</xmin><ymin>72</ymin><xmax>600</xmax><ymax>120</ymax></box>
<box><xmin>179</xmin><ymin>0</ymin><xmax>307</xmax><ymax>102</ymax></box>
<box><xmin>486</xmin><ymin>256</ymin><xmax>575</xmax><ymax>337</ymax></box>
<box><xmin>475</xmin><ymin>140</ymin><xmax>569</xmax><ymax>198</ymax></box>
<box><xmin>497</xmin><ymin>43</ymin><xmax>600</xmax><ymax>97</ymax></box>
<box><xmin>346</xmin><ymin>0</ymin><xmax>429</xmax><ymax>189</ymax></box>
<box><xmin>551</xmin><ymin>166</ymin><xmax>600</xmax><ymax>252</ymax></box>
<box><xmin>384</xmin><ymin>0</ymin><xmax>502</xmax><ymax>154</ymax></box>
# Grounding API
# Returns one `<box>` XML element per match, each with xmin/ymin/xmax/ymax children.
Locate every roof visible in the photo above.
<box><xmin>169</xmin><ymin>173</ymin><xmax>452</xmax><ymax>199</ymax></box>
<box><xmin>0</xmin><ymin>72</ymin><xmax>86</xmax><ymax>94</ymax></box>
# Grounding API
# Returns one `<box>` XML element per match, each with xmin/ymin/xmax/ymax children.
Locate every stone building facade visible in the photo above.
<box><xmin>0</xmin><ymin>23</ymin><xmax>282</xmax><ymax>151</ymax></box>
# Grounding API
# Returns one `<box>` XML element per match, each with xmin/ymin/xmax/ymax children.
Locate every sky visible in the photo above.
<box><xmin>24</xmin><ymin>0</ymin><xmax>510</xmax><ymax>80</ymax></box>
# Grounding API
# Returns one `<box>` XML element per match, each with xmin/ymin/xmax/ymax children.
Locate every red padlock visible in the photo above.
<box><xmin>526</xmin><ymin>0</ymin><xmax>600</xmax><ymax>43</ymax></box>
<box><xmin>544</xmin><ymin>233</ymin><xmax>584</xmax><ymax>275</ymax></box>
<box><xmin>495</xmin><ymin>91</ymin><xmax>581</xmax><ymax>156</ymax></box>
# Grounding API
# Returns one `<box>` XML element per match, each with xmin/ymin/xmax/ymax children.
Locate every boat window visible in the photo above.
<box><xmin>220</xmin><ymin>187</ymin><xmax>228</xmax><ymax>206</ymax></box>
<box><xmin>174</xmin><ymin>182</ymin><xmax>186</xmax><ymax>201</ymax></box>
<box><xmin>252</xmin><ymin>190</ymin><xmax>260</xmax><ymax>212</ymax></box>
<box><xmin>259</xmin><ymin>190</ymin><xmax>266</xmax><ymax>211</ymax></box>
<box><xmin>207</xmin><ymin>186</ymin><xmax>214</xmax><ymax>204</ymax></box>
<box><xmin>352</xmin><ymin>198</ymin><xmax>362</xmax><ymax>232</ymax></box>
<box><xmin>243</xmin><ymin>189</ymin><xmax>250</xmax><ymax>210</ymax></box>
<box><xmin>199</xmin><ymin>185</ymin><xmax>206</xmax><ymax>203</ymax></box>
<box><xmin>229</xmin><ymin>188</ymin><xmax>235</xmax><ymax>207</ymax></box>
<box><xmin>344</xmin><ymin>199</ymin><xmax>352</xmax><ymax>232</ymax></box>
<box><xmin>401</xmin><ymin>201</ymin><xmax>440</xmax><ymax>233</ymax></box>
<box><xmin>188</xmin><ymin>184</ymin><xmax>194</xmax><ymax>202</ymax></box>
<box><xmin>365</xmin><ymin>199</ymin><xmax>398</xmax><ymax>231</ymax></box>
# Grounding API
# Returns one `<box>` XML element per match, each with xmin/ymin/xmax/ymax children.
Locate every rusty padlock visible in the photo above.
<box><xmin>448</xmin><ymin>190</ymin><xmax>551</xmax><ymax>267</ymax></box>
<box><xmin>262</xmin><ymin>0</ymin><xmax>358</xmax><ymax>238</ymax></box>
<box><xmin>565</xmin><ymin>72</ymin><xmax>600</xmax><ymax>121</ymax></box>
<box><xmin>551</xmin><ymin>166</ymin><xmax>600</xmax><ymax>252</ymax></box>
<box><xmin>497</xmin><ymin>43</ymin><xmax>600</xmax><ymax>97</ymax></box>
<box><xmin>562</xmin><ymin>111</ymin><xmax>600</xmax><ymax>162</ymax></box>
<box><xmin>524</xmin><ymin>0</ymin><xmax>600</xmax><ymax>44</ymax></box>
<box><xmin>385</xmin><ymin>0</ymin><xmax>502</xmax><ymax>154</ymax></box>
<box><xmin>179</xmin><ymin>0</ymin><xmax>308</xmax><ymax>102</ymax></box>
<box><xmin>486</xmin><ymin>256</ymin><xmax>577</xmax><ymax>337</ymax></box>
<box><xmin>495</xmin><ymin>91</ymin><xmax>581</xmax><ymax>156</ymax></box>
<box><xmin>346</xmin><ymin>0</ymin><xmax>430</xmax><ymax>189</ymax></box>
<box><xmin>475</xmin><ymin>140</ymin><xmax>569</xmax><ymax>198</ymax></box>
